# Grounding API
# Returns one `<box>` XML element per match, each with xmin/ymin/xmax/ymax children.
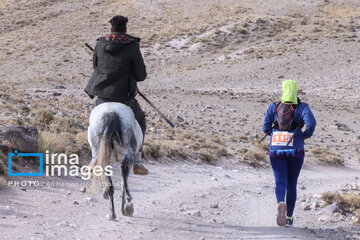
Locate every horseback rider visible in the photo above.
<box><xmin>84</xmin><ymin>15</ymin><xmax>149</xmax><ymax>175</ymax></box>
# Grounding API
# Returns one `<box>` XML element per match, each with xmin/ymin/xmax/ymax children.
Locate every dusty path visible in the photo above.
<box><xmin>1</xmin><ymin>161</ymin><xmax>359</xmax><ymax>240</ymax></box>
<box><xmin>0</xmin><ymin>1</ymin><xmax>359</xmax><ymax>239</ymax></box>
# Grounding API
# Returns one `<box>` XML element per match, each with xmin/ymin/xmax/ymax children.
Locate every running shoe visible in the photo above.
<box><xmin>276</xmin><ymin>202</ymin><xmax>287</xmax><ymax>226</ymax></box>
<box><xmin>285</xmin><ymin>216</ymin><xmax>293</xmax><ymax>227</ymax></box>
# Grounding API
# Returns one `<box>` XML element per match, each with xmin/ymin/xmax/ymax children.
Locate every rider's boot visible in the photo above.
<box><xmin>133</xmin><ymin>151</ymin><xmax>149</xmax><ymax>175</ymax></box>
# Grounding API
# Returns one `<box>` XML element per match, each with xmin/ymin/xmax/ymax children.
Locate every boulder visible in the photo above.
<box><xmin>0</xmin><ymin>125</ymin><xmax>38</xmax><ymax>153</ymax></box>
<box><xmin>321</xmin><ymin>202</ymin><xmax>345</xmax><ymax>215</ymax></box>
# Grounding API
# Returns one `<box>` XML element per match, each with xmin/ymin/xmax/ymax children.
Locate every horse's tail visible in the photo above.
<box><xmin>92</xmin><ymin>111</ymin><xmax>123</xmax><ymax>192</ymax></box>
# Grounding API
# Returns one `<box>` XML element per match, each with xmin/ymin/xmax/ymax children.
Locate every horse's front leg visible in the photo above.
<box><xmin>104</xmin><ymin>176</ymin><xmax>116</xmax><ymax>220</ymax></box>
<box><xmin>121</xmin><ymin>154</ymin><xmax>134</xmax><ymax>217</ymax></box>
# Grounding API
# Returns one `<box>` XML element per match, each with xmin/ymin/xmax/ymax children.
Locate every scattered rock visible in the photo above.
<box><xmin>55</xmin><ymin>85</ymin><xmax>66</xmax><ymax>89</ymax></box>
<box><xmin>73</xmin><ymin>200</ymin><xmax>79</xmax><ymax>205</ymax></box>
<box><xmin>210</xmin><ymin>202</ymin><xmax>219</xmax><ymax>209</ymax></box>
<box><xmin>194</xmin><ymin>193</ymin><xmax>206</xmax><ymax>198</ymax></box>
<box><xmin>57</xmin><ymin>221</ymin><xmax>70</xmax><ymax>226</ymax></box>
<box><xmin>177</xmin><ymin>116</ymin><xmax>185</xmax><ymax>122</ymax></box>
<box><xmin>56</xmin><ymin>221</ymin><xmax>77</xmax><ymax>228</ymax></box>
<box><xmin>20</xmin><ymin>107</ymin><xmax>30</xmax><ymax>116</ymax></box>
<box><xmin>0</xmin><ymin>125</ymin><xmax>38</xmax><ymax>152</ymax></box>
<box><xmin>310</xmin><ymin>201</ymin><xmax>320</xmax><ymax>209</ymax></box>
<box><xmin>57</xmin><ymin>111</ymin><xmax>68</xmax><ymax>117</ymax></box>
<box><xmin>342</xmin><ymin>184</ymin><xmax>352</xmax><ymax>191</ymax></box>
<box><xmin>57</xmin><ymin>221</ymin><xmax>67</xmax><ymax>226</ymax></box>
<box><xmin>85</xmin><ymin>197</ymin><xmax>98</xmax><ymax>202</ymax></box>
<box><xmin>218</xmin><ymin>55</ymin><xmax>226</xmax><ymax>61</ymax></box>
<box><xmin>350</xmin><ymin>183</ymin><xmax>359</xmax><ymax>190</ymax></box>
<box><xmin>185</xmin><ymin>210</ymin><xmax>202</xmax><ymax>217</ymax></box>
<box><xmin>74</xmin><ymin>120</ymin><xmax>86</xmax><ymax>131</ymax></box>
<box><xmin>313</xmin><ymin>194</ymin><xmax>322</xmax><ymax>199</ymax></box>
<box><xmin>336</xmin><ymin>123</ymin><xmax>351</xmax><ymax>132</ymax></box>
<box><xmin>318</xmin><ymin>215</ymin><xmax>331</xmax><ymax>222</ymax></box>
<box><xmin>300</xmin><ymin>202</ymin><xmax>311</xmax><ymax>211</ymax></box>
<box><xmin>350</xmin><ymin>216</ymin><xmax>359</xmax><ymax>225</ymax></box>
<box><xmin>79</xmin><ymin>186</ymin><xmax>86</xmax><ymax>193</ymax></box>
<box><xmin>149</xmin><ymin>227</ymin><xmax>158</xmax><ymax>232</ymax></box>
<box><xmin>53</xmin><ymin>92</ymin><xmax>62</xmax><ymax>96</ymax></box>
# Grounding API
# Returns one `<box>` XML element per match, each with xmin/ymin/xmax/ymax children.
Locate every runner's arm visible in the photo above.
<box><xmin>301</xmin><ymin>104</ymin><xmax>316</xmax><ymax>139</ymax></box>
<box><xmin>262</xmin><ymin>104</ymin><xmax>275</xmax><ymax>135</ymax></box>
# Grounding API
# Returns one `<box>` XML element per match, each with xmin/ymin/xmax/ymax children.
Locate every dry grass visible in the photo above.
<box><xmin>0</xmin><ymin>176</ymin><xmax>7</xmax><ymax>189</ymax></box>
<box><xmin>233</xmin><ymin>138</ymin><xmax>269</xmax><ymax>167</ymax></box>
<box><xmin>237</xmin><ymin>147</ymin><xmax>268</xmax><ymax>168</ymax></box>
<box><xmin>143</xmin><ymin>125</ymin><xmax>228</xmax><ymax>164</ymax></box>
<box><xmin>0</xmin><ymin>150</ymin><xmax>8</xmax><ymax>177</ymax></box>
<box><xmin>244</xmin><ymin>151</ymin><xmax>266</xmax><ymax>167</ymax></box>
<box><xmin>33</xmin><ymin>108</ymin><xmax>54</xmax><ymax>125</ymax></box>
<box><xmin>48</xmin><ymin>117</ymin><xmax>86</xmax><ymax>134</ymax></box>
<box><xmin>0</xmin><ymin>97</ymin><xmax>91</xmax><ymax>178</ymax></box>
<box><xmin>2</xmin><ymin>101</ymin><xmax>17</xmax><ymax>112</ymax></box>
<box><xmin>38</xmin><ymin>131</ymin><xmax>90</xmax><ymax>161</ymax></box>
<box><xmin>251</xmin><ymin>139</ymin><xmax>270</xmax><ymax>152</ymax></box>
<box><xmin>311</xmin><ymin>147</ymin><xmax>344</xmax><ymax>165</ymax></box>
<box><xmin>320</xmin><ymin>5</ymin><xmax>360</xmax><ymax>19</ymax></box>
<box><xmin>322</xmin><ymin>192</ymin><xmax>360</xmax><ymax>224</ymax></box>
<box><xmin>230</xmin><ymin>134</ymin><xmax>249</xmax><ymax>143</ymax></box>
<box><xmin>142</xmin><ymin>141</ymin><xmax>164</xmax><ymax>159</ymax></box>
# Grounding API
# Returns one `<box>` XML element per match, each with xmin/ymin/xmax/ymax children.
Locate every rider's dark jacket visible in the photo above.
<box><xmin>84</xmin><ymin>33</ymin><xmax>147</xmax><ymax>101</ymax></box>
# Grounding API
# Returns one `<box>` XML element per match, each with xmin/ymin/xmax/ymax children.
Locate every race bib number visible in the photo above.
<box><xmin>271</xmin><ymin>131</ymin><xmax>294</xmax><ymax>147</ymax></box>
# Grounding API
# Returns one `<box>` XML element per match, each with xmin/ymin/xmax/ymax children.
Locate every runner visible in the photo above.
<box><xmin>262</xmin><ymin>80</ymin><xmax>316</xmax><ymax>226</ymax></box>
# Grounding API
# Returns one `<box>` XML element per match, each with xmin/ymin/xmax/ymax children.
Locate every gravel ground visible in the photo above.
<box><xmin>0</xmin><ymin>0</ymin><xmax>359</xmax><ymax>239</ymax></box>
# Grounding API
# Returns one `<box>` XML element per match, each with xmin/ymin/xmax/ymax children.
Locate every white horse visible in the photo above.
<box><xmin>88</xmin><ymin>102</ymin><xmax>143</xmax><ymax>220</ymax></box>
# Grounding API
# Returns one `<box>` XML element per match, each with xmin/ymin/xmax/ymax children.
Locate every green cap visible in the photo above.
<box><xmin>280</xmin><ymin>80</ymin><xmax>298</xmax><ymax>104</ymax></box>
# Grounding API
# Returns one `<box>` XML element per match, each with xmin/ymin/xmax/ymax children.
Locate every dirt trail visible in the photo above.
<box><xmin>1</xmin><ymin>161</ymin><xmax>359</xmax><ymax>240</ymax></box>
<box><xmin>0</xmin><ymin>0</ymin><xmax>360</xmax><ymax>239</ymax></box>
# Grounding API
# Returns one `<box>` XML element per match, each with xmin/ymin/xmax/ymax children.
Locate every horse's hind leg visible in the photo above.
<box><xmin>121</xmin><ymin>154</ymin><xmax>134</xmax><ymax>217</ymax></box>
<box><xmin>105</xmin><ymin>176</ymin><xmax>116</xmax><ymax>220</ymax></box>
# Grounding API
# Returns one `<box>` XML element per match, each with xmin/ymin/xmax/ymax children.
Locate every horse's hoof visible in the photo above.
<box><xmin>103</xmin><ymin>190</ymin><xmax>109</xmax><ymax>200</ymax></box>
<box><xmin>123</xmin><ymin>202</ymin><xmax>134</xmax><ymax>217</ymax></box>
<box><xmin>106</xmin><ymin>213</ymin><xmax>116</xmax><ymax>220</ymax></box>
